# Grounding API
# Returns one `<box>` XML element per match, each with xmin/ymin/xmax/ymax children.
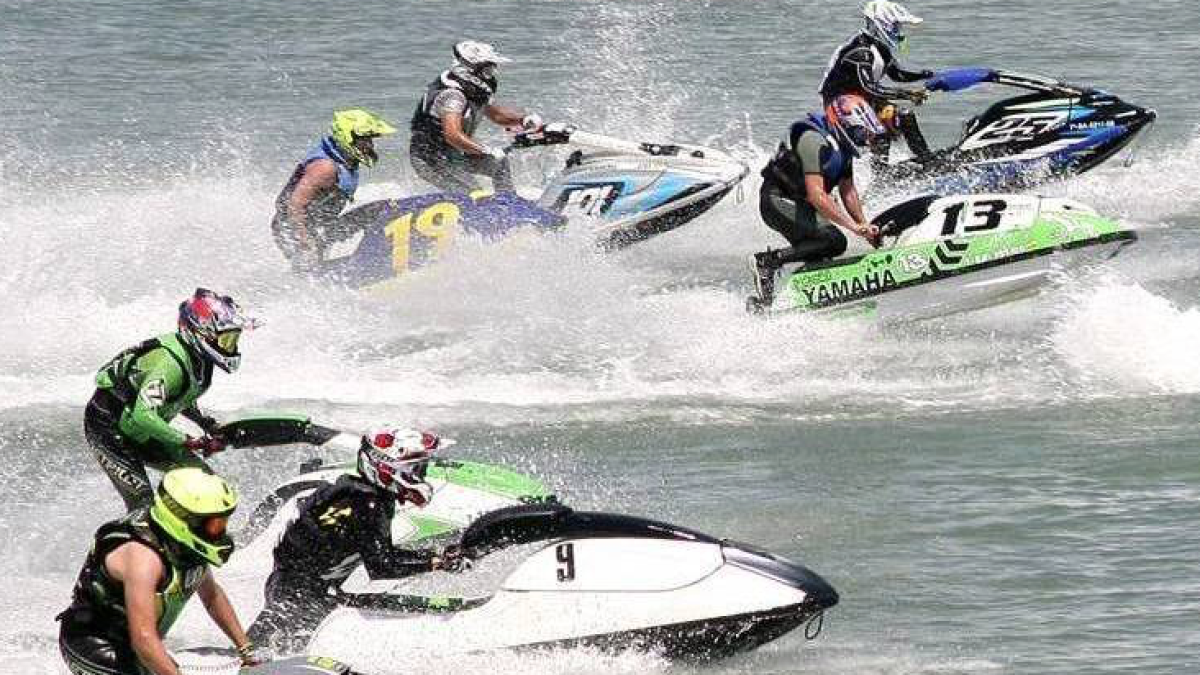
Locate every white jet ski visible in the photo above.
<box><xmin>514</xmin><ymin>124</ymin><xmax>751</xmax><ymax>249</ymax></box>
<box><xmin>306</xmin><ymin>503</ymin><xmax>838</xmax><ymax>661</ymax></box>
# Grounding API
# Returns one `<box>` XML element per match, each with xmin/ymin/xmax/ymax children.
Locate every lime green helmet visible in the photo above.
<box><xmin>330</xmin><ymin>109</ymin><xmax>397</xmax><ymax>167</ymax></box>
<box><xmin>150</xmin><ymin>468</ymin><xmax>239</xmax><ymax>567</ymax></box>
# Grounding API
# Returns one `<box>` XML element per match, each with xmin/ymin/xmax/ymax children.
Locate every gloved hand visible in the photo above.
<box><xmin>482</xmin><ymin>146</ymin><xmax>507</xmax><ymax>162</ymax></box>
<box><xmin>237</xmin><ymin>641</ymin><xmax>266</xmax><ymax>667</ymax></box>
<box><xmin>907</xmin><ymin>88</ymin><xmax>930</xmax><ymax>105</ymax></box>
<box><xmin>432</xmin><ymin>545</ymin><xmax>473</xmax><ymax>573</ymax></box>
<box><xmin>184</xmin><ymin>435</ymin><xmax>227</xmax><ymax>458</ymax></box>
<box><xmin>521</xmin><ymin>113</ymin><xmax>544</xmax><ymax>130</ymax></box>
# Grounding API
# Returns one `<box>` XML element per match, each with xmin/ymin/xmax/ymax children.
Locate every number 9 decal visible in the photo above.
<box><xmin>384</xmin><ymin>202</ymin><xmax>462</xmax><ymax>274</ymax></box>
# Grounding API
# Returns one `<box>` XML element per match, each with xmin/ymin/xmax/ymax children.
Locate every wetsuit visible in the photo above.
<box><xmin>758</xmin><ymin>114</ymin><xmax>855</xmax><ymax>268</ymax></box>
<box><xmin>247</xmin><ymin>475</ymin><xmax>439</xmax><ymax>653</ymax></box>
<box><xmin>409</xmin><ymin>67</ymin><xmax>513</xmax><ymax>193</ymax></box>
<box><xmin>819</xmin><ymin>33</ymin><xmax>933</xmax><ymax>158</ymax></box>
<box><xmin>271</xmin><ymin>137</ymin><xmax>363</xmax><ymax>265</ymax></box>
<box><xmin>86</xmin><ymin>334</ymin><xmax>215</xmax><ymax>511</ymax></box>
<box><xmin>58</xmin><ymin>509</ymin><xmax>208</xmax><ymax>675</ymax></box>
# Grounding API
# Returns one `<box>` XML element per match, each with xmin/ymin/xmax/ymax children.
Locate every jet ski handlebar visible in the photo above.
<box><xmin>924</xmin><ymin>67</ymin><xmax>1082</xmax><ymax>96</ymax></box>
<box><xmin>510</xmin><ymin>124</ymin><xmax>708</xmax><ymax>159</ymax></box>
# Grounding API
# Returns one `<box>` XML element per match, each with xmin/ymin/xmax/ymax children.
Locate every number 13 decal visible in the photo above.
<box><xmin>383</xmin><ymin>202</ymin><xmax>462</xmax><ymax>274</ymax></box>
<box><xmin>939</xmin><ymin>199</ymin><xmax>1008</xmax><ymax>236</ymax></box>
<box><xmin>555</xmin><ymin>542</ymin><xmax>575</xmax><ymax>582</ymax></box>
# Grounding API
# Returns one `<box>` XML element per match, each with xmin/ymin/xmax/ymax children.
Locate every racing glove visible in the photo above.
<box><xmin>433</xmin><ymin>545</ymin><xmax>473</xmax><ymax>573</ymax></box>
<box><xmin>184</xmin><ymin>435</ymin><xmax>227</xmax><ymax>458</ymax></box>
<box><xmin>237</xmin><ymin>641</ymin><xmax>266</xmax><ymax>666</ymax></box>
<box><xmin>521</xmin><ymin>113</ymin><xmax>544</xmax><ymax>130</ymax></box>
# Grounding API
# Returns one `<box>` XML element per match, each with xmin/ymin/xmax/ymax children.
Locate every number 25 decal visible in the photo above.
<box><xmin>383</xmin><ymin>202</ymin><xmax>462</xmax><ymax>274</ymax></box>
<box><xmin>555</xmin><ymin>542</ymin><xmax>575</xmax><ymax>582</ymax></box>
<box><xmin>939</xmin><ymin>199</ymin><xmax>1008</xmax><ymax>236</ymax></box>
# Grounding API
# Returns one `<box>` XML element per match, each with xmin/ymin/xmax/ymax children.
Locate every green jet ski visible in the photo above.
<box><xmin>765</xmin><ymin>193</ymin><xmax>1136</xmax><ymax>320</ymax></box>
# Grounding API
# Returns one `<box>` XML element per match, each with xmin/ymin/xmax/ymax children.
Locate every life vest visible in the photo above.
<box><xmin>66</xmin><ymin>509</ymin><xmax>208</xmax><ymax>636</ymax></box>
<box><xmin>94</xmin><ymin>333</ymin><xmax>211</xmax><ymax>425</ymax></box>
<box><xmin>274</xmin><ymin>137</ymin><xmax>360</xmax><ymax>224</ymax></box>
<box><xmin>409</xmin><ymin>69</ymin><xmax>492</xmax><ymax>156</ymax></box>
<box><xmin>761</xmin><ymin>114</ymin><xmax>852</xmax><ymax>201</ymax></box>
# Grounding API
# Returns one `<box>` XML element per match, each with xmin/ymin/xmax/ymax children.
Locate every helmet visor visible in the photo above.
<box><xmin>201</xmin><ymin>515</ymin><xmax>229</xmax><ymax>541</ymax></box>
<box><xmin>214</xmin><ymin>329</ymin><xmax>241</xmax><ymax>355</ymax></box>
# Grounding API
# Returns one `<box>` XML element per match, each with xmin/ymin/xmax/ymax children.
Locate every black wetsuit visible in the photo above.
<box><xmin>58</xmin><ymin>509</ymin><xmax>208</xmax><ymax>675</ymax></box>
<box><xmin>247</xmin><ymin>475</ymin><xmax>438</xmax><ymax>653</ymax></box>
<box><xmin>819</xmin><ymin>33</ymin><xmax>933</xmax><ymax>158</ymax></box>
<box><xmin>408</xmin><ymin>68</ymin><xmax>513</xmax><ymax>193</ymax></box>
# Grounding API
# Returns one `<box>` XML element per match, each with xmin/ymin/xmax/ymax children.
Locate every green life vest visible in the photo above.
<box><xmin>94</xmin><ymin>333</ymin><xmax>211</xmax><ymax>452</ymax></box>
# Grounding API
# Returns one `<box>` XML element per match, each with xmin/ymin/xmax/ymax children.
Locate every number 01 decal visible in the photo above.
<box><xmin>383</xmin><ymin>202</ymin><xmax>462</xmax><ymax>274</ymax></box>
<box><xmin>555</xmin><ymin>542</ymin><xmax>575</xmax><ymax>582</ymax></box>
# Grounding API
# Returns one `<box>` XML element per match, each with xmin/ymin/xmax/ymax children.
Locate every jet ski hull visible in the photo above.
<box><xmin>775</xmin><ymin>194</ymin><xmax>1136</xmax><ymax>320</ymax></box>
<box><xmin>308</xmin><ymin>520</ymin><xmax>836</xmax><ymax>662</ymax></box>
<box><xmin>538</xmin><ymin>150</ymin><xmax>749</xmax><ymax>249</ymax></box>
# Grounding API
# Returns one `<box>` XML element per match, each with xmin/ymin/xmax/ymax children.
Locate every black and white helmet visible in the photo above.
<box><xmin>449</xmin><ymin>40</ymin><xmax>511</xmax><ymax>103</ymax></box>
<box><xmin>861</xmin><ymin>1</ymin><xmax>923</xmax><ymax>52</ymax></box>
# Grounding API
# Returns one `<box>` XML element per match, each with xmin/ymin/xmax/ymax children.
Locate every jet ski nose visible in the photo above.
<box><xmin>722</xmin><ymin>542</ymin><xmax>839</xmax><ymax>610</ymax></box>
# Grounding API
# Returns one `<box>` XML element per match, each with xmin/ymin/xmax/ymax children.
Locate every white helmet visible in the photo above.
<box><xmin>357</xmin><ymin>426</ymin><xmax>451</xmax><ymax>506</ymax></box>
<box><xmin>862</xmin><ymin>1</ymin><xmax>923</xmax><ymax>52</ymax></box>
<box><xmin>453</xmin><ymin>40</ymin><xmax>512</xmax><ymax>70</ymax></box>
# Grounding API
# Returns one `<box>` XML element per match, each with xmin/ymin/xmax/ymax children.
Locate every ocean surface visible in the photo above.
<box><xmin>1</xmin><ymin>0</ymin><xmax>1198</xmax><ymax>673</ymax></box>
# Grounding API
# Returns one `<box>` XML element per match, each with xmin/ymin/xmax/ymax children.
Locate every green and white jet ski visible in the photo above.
<box><xmin>766</xmin><ymin>193</ymin><xmax>1136</xmax><ymax>320</ymax></box>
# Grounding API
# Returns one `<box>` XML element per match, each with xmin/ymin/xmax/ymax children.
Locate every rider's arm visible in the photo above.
<box><xmin>357</xmin><ymin>501</ymin><xmax>439</xmax><ymax>579</ymax></box>
<box><xmin>846</xmin><ymin>45</ymin><xmax>915</xmax><ymax>99</ymax></box>
<box><xmin>483</xmin><ymin>103</ymin><xmax>525</xmax><ymax>127</ymax></box>
<box><xmin>180</xmin><ymin>406</ymin><xmax>219</xmax><ymax>434</ymax></box>
<box><xmin>804</xmin><ymin>174</ymin><xmax>863</xmax><ymax>234</ymax></box>
<box><xmin>795</xmin><ymin>135</ymin><xmax>859</xmax><ymax>234</ymax></box>
<box><xmin>886</xmin><ymin>61</ymin><xmax>934</xmax><ymax>82</ymax></box>
<box><xmin>838</xmin><ymin>177</ymin><xmax>879</xmax><ymax>245</ymax></box>
<box><xmin>122</xmin><ymin>352</ymin><xmax>191</xmax><ymax>454</ymax></box>
<box><xmin>286</xmin><ymin>160</ymin><xmax>339</xmax><ymax>251</ymax></box>
<box><xmin>440</xmin><ymin>112</ymin><xmax>491</xmax><ymax>155</ymax></box>
<box><xmin>110</xmin><ymin>543</ymin><xmax>182</xmax><ymax>675</ymax></box>
<box><xmin>196</xmin><ymin>571</ymin><xmax>254</xmax><ymax>654</ymax></box>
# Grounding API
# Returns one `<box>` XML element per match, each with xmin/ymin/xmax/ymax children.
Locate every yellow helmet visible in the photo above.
<box><xmin>150</xmin><ymin>468</ymin><xmax>239</xmax><ymax>566</ymax></box>
<box><xmin>330</xmin><ymin>109</ymin><xmax>397</xmax><ymax>167</ymax></box>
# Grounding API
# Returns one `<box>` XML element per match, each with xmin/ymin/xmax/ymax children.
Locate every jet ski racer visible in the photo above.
<box><xmin>86</xmin><ymin>289</ymin><xmax>257</xmax><ymax>511</ymax></box>
<box><xmin>247</xmin><ymin>427</ymin><xmax>469</xmax><ymax>653</ymax></box>
<box><xmin>749</xmin><ymin>95</ymin><xmax>884</xmax><ymax>309</ymax></box>
<box><xmin>819</xmin><ymin>0</ymin><xmax>932</xmax><ymax>161</ymax></box>
<box><xmin>272</xmin><ymin>109</ymin><xmax>397</xmax><ymax>272</ymax></box>
<box><xmin>57</xmin><ymin>468</ymin><xmax>261</xmax><ymax>675</ymax></box>
<box><xmin>409</xmin><ymin>40</ymin><xmax>544</xmax><ymax>194</ymax></box>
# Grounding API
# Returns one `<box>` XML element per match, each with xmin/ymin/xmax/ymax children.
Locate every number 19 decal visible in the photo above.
<box><xmin>383</xmin><ymin>202</ymin><xmax>462</xmax><ymax>274</ymax></box>
<box><xmin>555</xmin><ymin>542</ymin><xmax>575</xmax><ymax>582</ymax></box>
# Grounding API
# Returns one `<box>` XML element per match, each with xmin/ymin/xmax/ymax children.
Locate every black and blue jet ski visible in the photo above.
<box><xmin>877</xmin><ymin>68</ymin><xmax>1155</xmax><ymax>193</ymax></box>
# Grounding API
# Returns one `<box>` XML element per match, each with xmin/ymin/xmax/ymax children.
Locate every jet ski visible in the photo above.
<box><xmin>515</xmin><ymin>124</ymin><xmax>751</xmax><ymax>250</ymax></box>
<box><xmin>766</xmin><ymin>193</ymin><xmax>1136</xmax><ymax>320</ymax></box>
<box><xmin>318</xmin><ymin>125</ymin><xmax>748</xmax><ymax>289</ymax></box>
<box><xmin>306</xmin><ymin>503</ymin><xmax>838</xmax><ymax>661</ymax></box>
<box><xmin>876</xmin><ymin>69</ymin><xmax>1155</xmax><ymax>193</ymax></box>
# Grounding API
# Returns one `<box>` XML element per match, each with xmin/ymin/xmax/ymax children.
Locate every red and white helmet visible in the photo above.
<box><xmin>177</xmin><ymin>288</ymin><xmax>258</xmax><ymax>373</ymax></box>
<box><xmin>357</xmin><ymin>427</ymin><xmax>448</xmax><ymax>506</ymax></box>
<box><xmin>824</xmin><ymin>94</ymin><xmax>886</xmax><ymax>153</ymax></box>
